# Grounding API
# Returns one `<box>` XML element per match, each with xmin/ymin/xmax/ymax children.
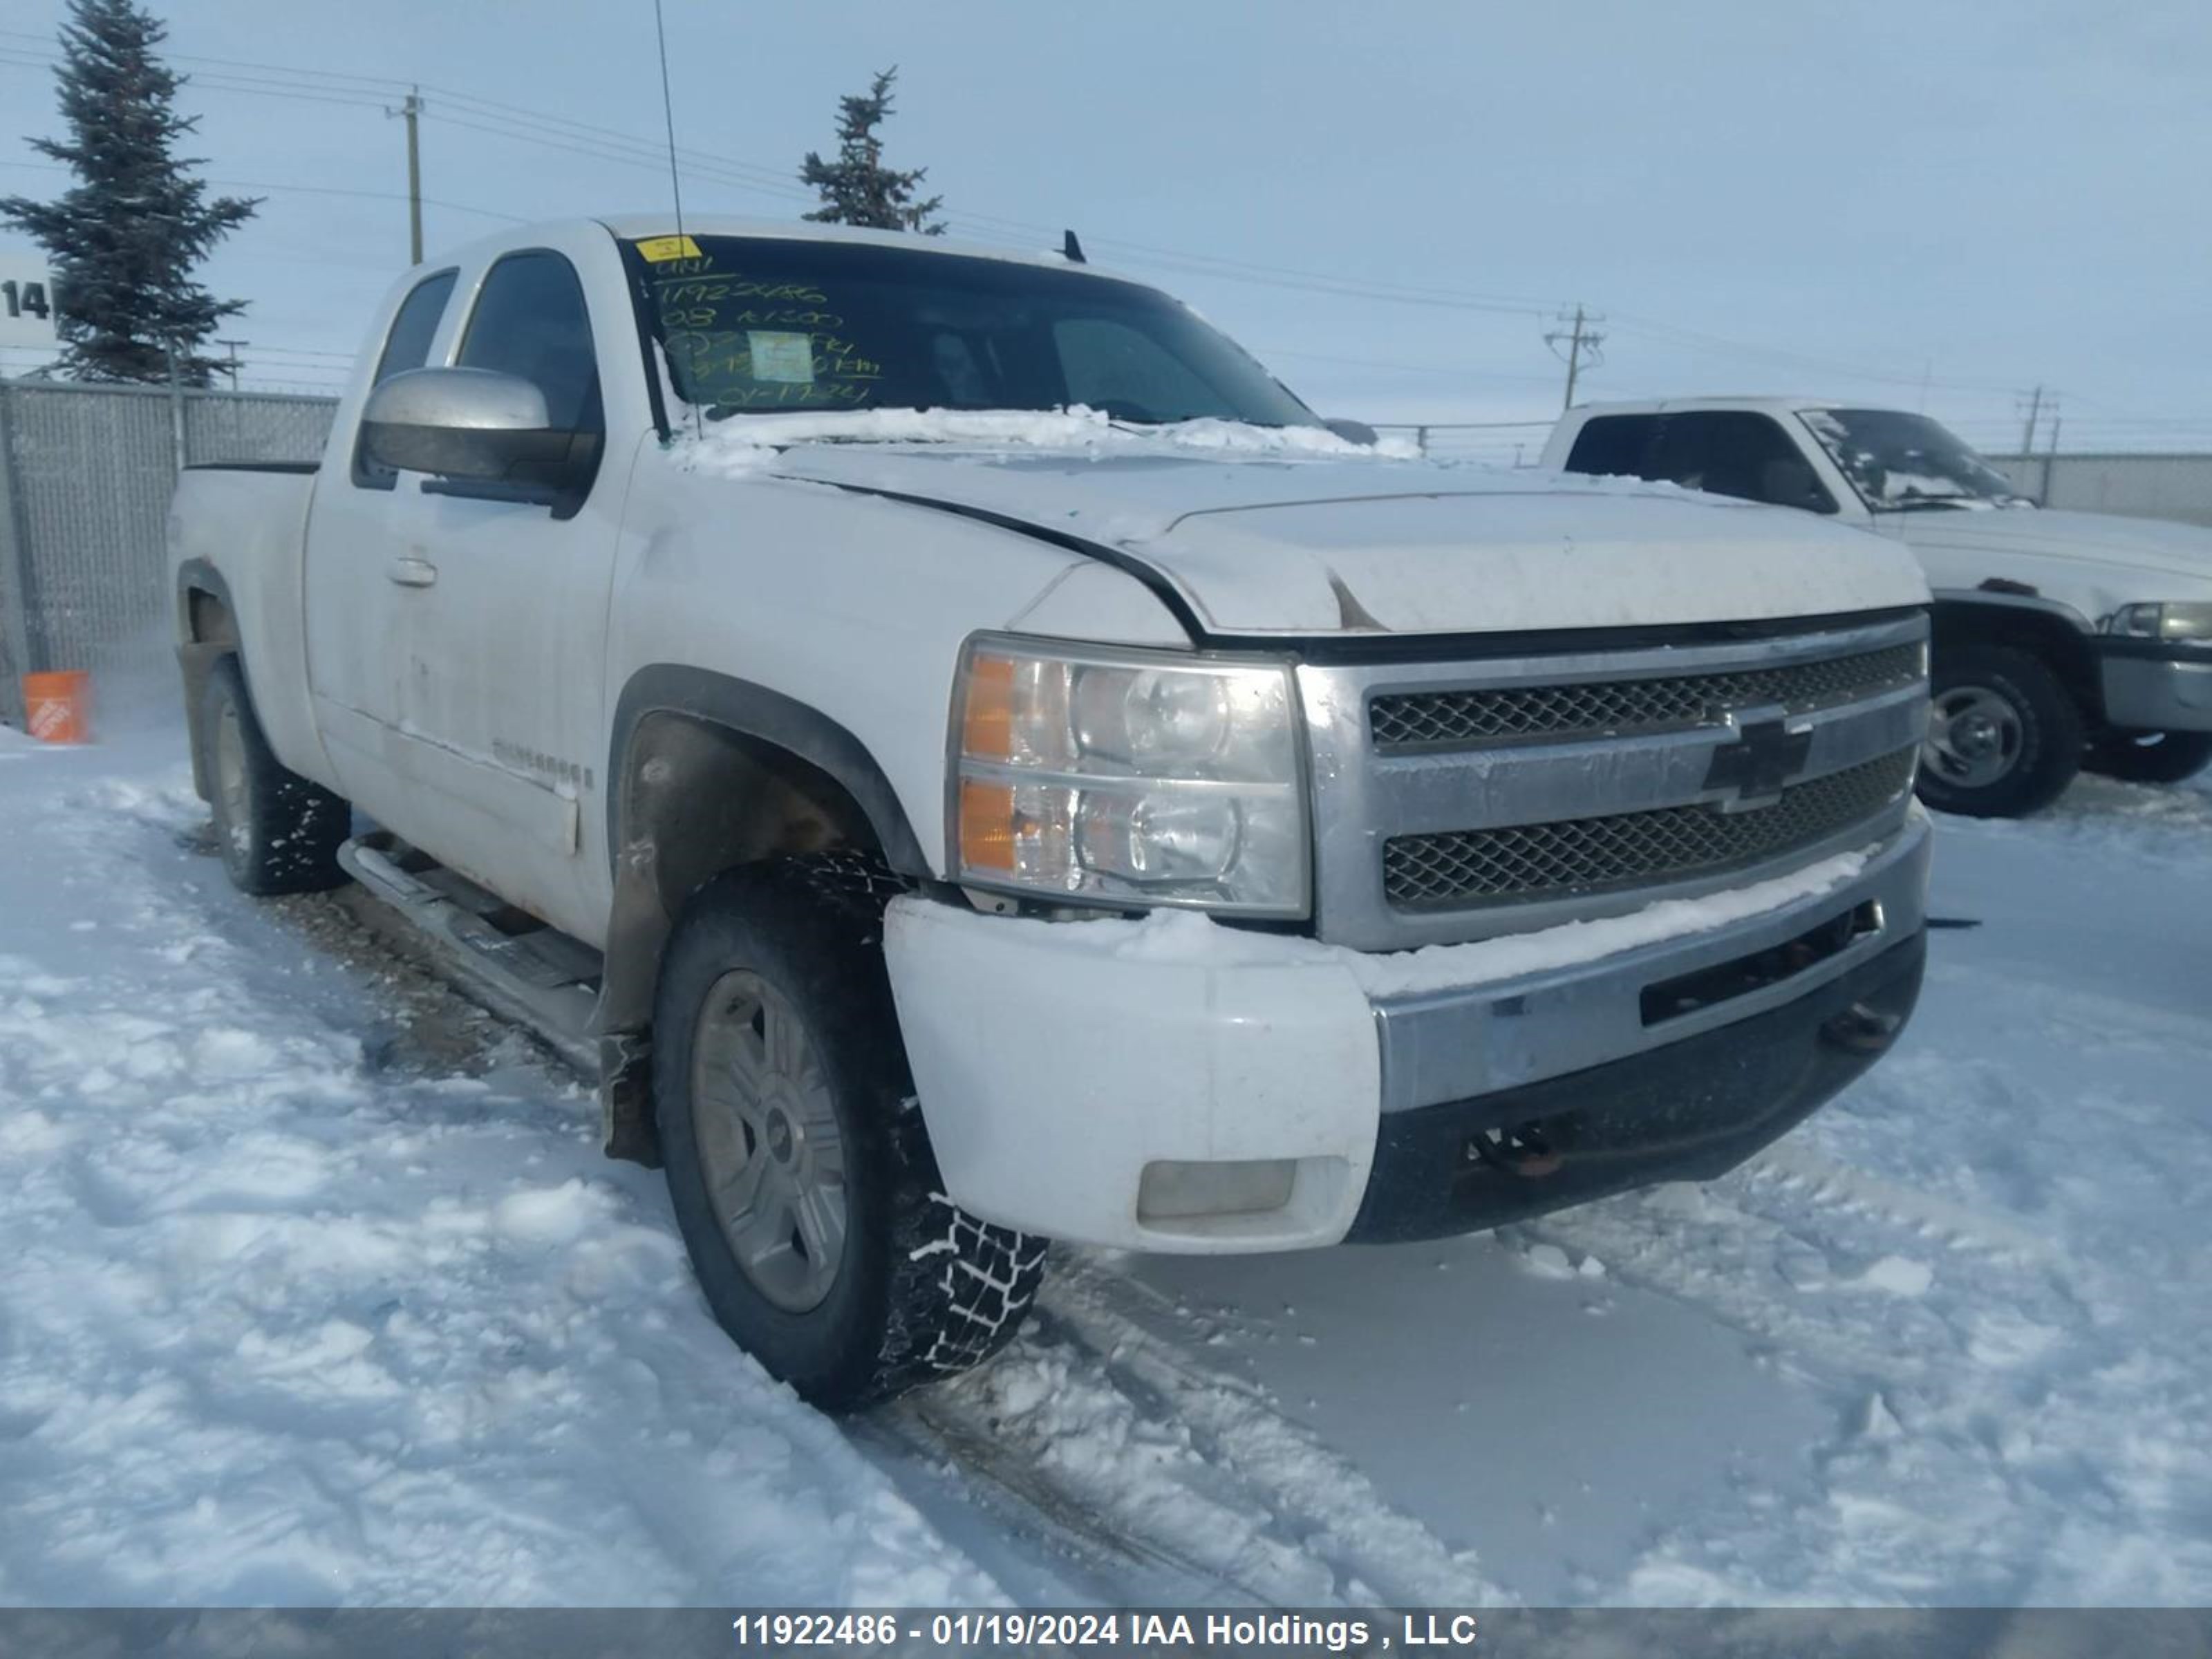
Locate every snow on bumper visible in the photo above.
<box><xmin>885</xmin><ymin>813</ymin><xmax>1931</xmax><ymax>1253</ymax></box>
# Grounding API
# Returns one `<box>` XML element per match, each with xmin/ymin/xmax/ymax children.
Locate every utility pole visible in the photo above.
<box><xmin>1546</xmin><ymin>304</ymin><xmax>1606</xmax><ymax>411</ymax></box>
<box><xmin>2018</xmin><ymin>384</ymin><xmax>2045</xmax><ymax>458</ymax></box>
<box><xmin>386</xmin><ymin>88</ymin><xmax>424</xmax><ymax>264</ymax></box>
<box><xmin>214</xmin><ymin>338</ymin><xmax>246</xmax><ymax>391</ymax></box>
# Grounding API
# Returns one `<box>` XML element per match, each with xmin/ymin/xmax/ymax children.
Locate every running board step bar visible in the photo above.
<box><xmin>337</xmin><ymin>832</ymin><xmax>601</xmax><ymax>1074</ymax></box>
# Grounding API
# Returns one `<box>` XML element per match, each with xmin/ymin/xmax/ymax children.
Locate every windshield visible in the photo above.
<box><xmin>626</xmin><ymin>234</ymin><xmax>1317</xmax><ymax>429</ymax></box>
<box><xmin>1799</xmin><ymin>407</ymin><xmax>2025</xmax><ymax>510</ymax></box>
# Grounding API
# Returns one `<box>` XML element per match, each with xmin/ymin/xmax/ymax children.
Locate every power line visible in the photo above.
<box><xmin>415</xmin><ymin>109</ymin><xmax>809</xmax><ymax>209</ymax></box>
<box><xmin>0</xmin><ymin>157</ymin><xmax>525</xmax><ymax>225</ymax></box>
<box><xmin>0</xmin><ymin>28</ymin><xmax>830</xmax><ymax>194</ymax></box>
<box><xmin>1255</xmin><ymin>345</ymin><xmax>1565</xmax><ymax>385</ymax></box>
<box><xmin>0</xmin><ymin>38</ymin><xmax>1557</xmax><ymax>315</ymax></box>
<box><xmin>0</xmin><ymin>48</ymin><xmax>387</xmax><ymax>111</ymax></box>
<box><xmin>6</xmin><ymin>28</ymin><xmax>2191</xmax><ymax>420</ymax></box>
<box><xmin>0</xmin><ymin>38</ymin><xmax>1830</xmax><ymax>351</ymax></box>
<box><xmin>1604</xmin><ymin>310</ymin><xmax>2023</xmax><ymax>397</ymax></box>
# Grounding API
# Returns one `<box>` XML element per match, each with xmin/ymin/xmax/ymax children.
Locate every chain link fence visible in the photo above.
<box><xmin>0</xmin><ymin>376</ymin><xmax>337</xmax><ymax>727</ymax></box>
<box><xmin>1372</xmin><ymin>420</ymin><xmax>1555</xmax><ymax>467</ymax></box>
<box><xmin>5</xmin><ymin>377</ymin><xmax>2210</xmax><ymax>731</ymax></box>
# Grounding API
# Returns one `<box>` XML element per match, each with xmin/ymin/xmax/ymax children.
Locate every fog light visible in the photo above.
<box><xmin>1137</xmin><ymin>1158</ymin><xmax>1297</xmax><ymax>1222</ymax></box>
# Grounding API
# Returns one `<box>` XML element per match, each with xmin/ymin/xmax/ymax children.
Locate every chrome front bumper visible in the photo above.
<box><xmin>2099</xmin><ymin>640</ymin><xmax>2212</xmax><ymax>732</ymax></box>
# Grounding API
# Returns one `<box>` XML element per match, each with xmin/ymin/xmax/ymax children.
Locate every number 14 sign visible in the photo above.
<box><xmin>0</xmin><ymin>254</ymin><xmax>59</xmax><ymax>348</ymax></box>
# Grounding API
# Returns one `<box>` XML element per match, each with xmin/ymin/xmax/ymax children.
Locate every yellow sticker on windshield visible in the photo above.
<box><xmin>636</xmin><ymin>234</ymin><xmax>703</xmax><ymax>263</ymax></box>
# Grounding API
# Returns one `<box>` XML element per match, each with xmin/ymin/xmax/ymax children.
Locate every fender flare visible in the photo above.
<box><xmin>1928</xmin><ymin>585</ymin><xmax>2094</xmax><ymax>635</ymax></box>
<box><xmin>174</xmin><ymin>556</ymin><xmax>241</xmax><ymax>644</ymax></box>
<box><xmin>1927</xmin><ymin>587</ymin><xmax>2103</xmax><ymax>715</ymax></box>
<box><xmin>603</xmin><ymin>663</ymin><xmax>929</xmax><ymax>882</ymax></box>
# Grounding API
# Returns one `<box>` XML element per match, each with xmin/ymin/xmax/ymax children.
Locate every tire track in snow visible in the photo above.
<box><xmin>1513</xmin><ymin>856</ymin><xmax>2212</xmax><ymax>1604</ymax></box>
<box><xmin>900</xmin><ymin>1254</ymin><xmax>1512</xmax><ymax>1609</ymax></box>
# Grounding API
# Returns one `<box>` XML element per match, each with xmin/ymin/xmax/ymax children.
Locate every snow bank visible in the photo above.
<box><xmin>0</xmin><ymin>722</ymin><xmax>50</xmax><ymax>758</ymax></box>
<box><xmin>0</xmin><ymin>736</ymin><xmax>1006</xmax><ymax>1606</ymax></box>
<box><xmin>677</xmin><ymin>404</ymin><xmax>1420</xmax><ymax>475</ymax></box>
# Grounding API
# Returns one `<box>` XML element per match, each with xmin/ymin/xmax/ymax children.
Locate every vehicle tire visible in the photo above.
<box><xmin>1916</xmin><ymin>644</ymin><xmax>2083</xmax><ymax>819</ymax></box>
<box><xmin>200</xmin><ymin>655</ymin><xmax>351</xmax><ymax>895</ymax></box>
<box><xmin>653</xmin><ymin>854</ymin><xmax>1048</xmax><ymax>1412</ymax></box>
<box><xmin>2081</xmin><ymin>728</ymin><xmax>2212</xmax><ymax>785</ymax></box>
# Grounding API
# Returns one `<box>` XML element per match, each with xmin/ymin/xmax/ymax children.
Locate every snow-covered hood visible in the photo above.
<box><xmin>685</xmin><ymin>414</ymin><xmax>1929</xmax><ymax>637</ymax></box>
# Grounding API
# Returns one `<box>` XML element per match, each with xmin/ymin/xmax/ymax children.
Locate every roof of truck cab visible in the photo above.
<box><xmin>411</xmin><ymin>215</ymin><xmax>1145</xmax><ymax>286</ymax></box>
<box><xmin>1566</xmin><ymin>395</ymin><xmax>1844</xmax><ymax>418</ymax></box>
<box><xmin>588</xmin><ymin>212</ymin><xmax>1106</xmax><ymax>275</ymax></box>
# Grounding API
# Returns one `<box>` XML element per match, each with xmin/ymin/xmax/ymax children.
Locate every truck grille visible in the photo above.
<box><xmin>1369</xmin><ymin>641</ymin><xmax>1925</xmax><ymax>751</ymax></box>
<box><xmin>1382</xmin><ymin>746</ymin><xmax>1918</xmax><ymax>910</ymax></box>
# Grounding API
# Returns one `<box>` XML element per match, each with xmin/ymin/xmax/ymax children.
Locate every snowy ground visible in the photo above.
<box><xmin>1</xmin><ymin>714</ymin><xmax>2208</xmax><ymax>1608</ymax></box>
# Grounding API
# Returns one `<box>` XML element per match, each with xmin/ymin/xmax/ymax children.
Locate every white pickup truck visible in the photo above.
<box><xmin>171</xmin><ymin>217</ymin><xmax>1934</xmax><ymax>1409</ymax></box>
<box><xmin>1545</xmin><ymin>397</ymin><xmax>2212</xmax><ymax>816</ymax></box>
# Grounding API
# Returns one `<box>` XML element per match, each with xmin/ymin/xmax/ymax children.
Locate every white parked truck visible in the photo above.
<box><xmin>1545</xmin><ymin>397</ymin><xmax>2212</xmax><ymax>816</ymax></box>
<box><xmin>171</xmin><ymin>218</ymin><xmax>1936</xmax><ymax>1408</ymax></box>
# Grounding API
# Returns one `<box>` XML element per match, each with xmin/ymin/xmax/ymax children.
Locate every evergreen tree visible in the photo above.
<box><xmin>0</xmin><ymin>0</ymin><xmax>259</xmax><ymax>385</ymax></box>
<box><xmin>798</xmin><ymin>68</ymin><xmax>945</xmax><ymax>235</ymax></box>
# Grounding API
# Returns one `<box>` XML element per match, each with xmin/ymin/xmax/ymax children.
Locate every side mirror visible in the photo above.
<box><xmin>1322</xmin><ymin>417</ymin><xmax>1379</xmax><ymax>447</ymax></box>
<box><xmin>360</xmin><ymin>367</ymin><xmax>585</xmax><ymax>486</ymax></box>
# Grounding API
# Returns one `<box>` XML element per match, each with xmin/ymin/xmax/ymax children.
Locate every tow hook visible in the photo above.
<box><xmin>1822</xmin><ymin>999</ymin><xmax>1905</xmax><ymax>1055</ymax></box>
<box><xmin>1468</xmin><ymin>1122</ymin><xmax>1563</xmax><ymax>1179</ymax></box>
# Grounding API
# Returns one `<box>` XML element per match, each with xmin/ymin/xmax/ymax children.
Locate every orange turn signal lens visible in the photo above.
<box><xmin>962</xmin><ymin>654</ymin><xmax>1016</xmax><ymax>760</ymax></box>
<box><xmin>958</xmin><ymin>778</ymin><xmax>1018</xmax><ymax>872</ymax></box>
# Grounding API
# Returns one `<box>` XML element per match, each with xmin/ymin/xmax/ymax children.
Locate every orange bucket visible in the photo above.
<box><xmin>22</xmin><ymin>670</ymin><xmax>93</xmax><ymax>744</ymax></box>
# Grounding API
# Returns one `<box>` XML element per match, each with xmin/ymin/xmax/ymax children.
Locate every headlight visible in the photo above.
<box><xmin>2103</xmin><ymin>601</ymin><xmax>2212</xmax><ymax>642</ymax></box>
<box><xmin>950</xmin><ymin>637</ymin><xmax>1308</xmax><ymax>915</ymax></box>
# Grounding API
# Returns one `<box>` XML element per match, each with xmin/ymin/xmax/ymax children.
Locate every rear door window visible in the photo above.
<box><xmin>1564</xmin><ymin>414</ymin><xmax>1662</xmax><ymax>478</ymax></box>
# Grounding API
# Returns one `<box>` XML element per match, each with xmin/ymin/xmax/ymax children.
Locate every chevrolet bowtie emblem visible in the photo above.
<box><xmin>1703</xmin><ymin>717</ymin><xmax>1814</xmax><ymax>805</ymax></box>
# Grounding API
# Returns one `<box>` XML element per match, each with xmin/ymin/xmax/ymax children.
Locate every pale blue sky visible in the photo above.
<box><xmin>3</xmin><ymin>0</ymin><xmax>2208</xmax><ymax>456</ymax></box>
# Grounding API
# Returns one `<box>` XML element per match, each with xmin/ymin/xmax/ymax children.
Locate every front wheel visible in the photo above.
<box><xmin>2082</xmin><ymin>729</ymin><xmax>2212</xmax><ymax>785</ymax></box>
<box><xmin>653</xmin><ymin>856</ymin><xmax>1047</xmax><ymax>1412</ymax></box>
<box><xmin>1916</xmin><ymin>644</ymin><xmax>2083</xmax><ymax>818</ymax></box>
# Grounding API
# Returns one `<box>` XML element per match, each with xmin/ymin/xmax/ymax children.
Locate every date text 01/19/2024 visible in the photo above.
<box><xmin>728</xmin><ymin>1611</ymin><xmax>1483</xmax><ymax>1651</ymax></box>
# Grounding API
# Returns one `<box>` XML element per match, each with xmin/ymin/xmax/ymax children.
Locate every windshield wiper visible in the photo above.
<box><xmin>1881</xmin><ymin>497</ymin><xmax>1975</xmax><ymax>512</ymax></box>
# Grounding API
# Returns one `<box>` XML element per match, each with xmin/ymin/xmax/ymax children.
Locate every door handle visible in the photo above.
<box><xmin>388</xmin><ymin>555</ymin><xmax>438</xmax><ymax>588</ymax></box>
